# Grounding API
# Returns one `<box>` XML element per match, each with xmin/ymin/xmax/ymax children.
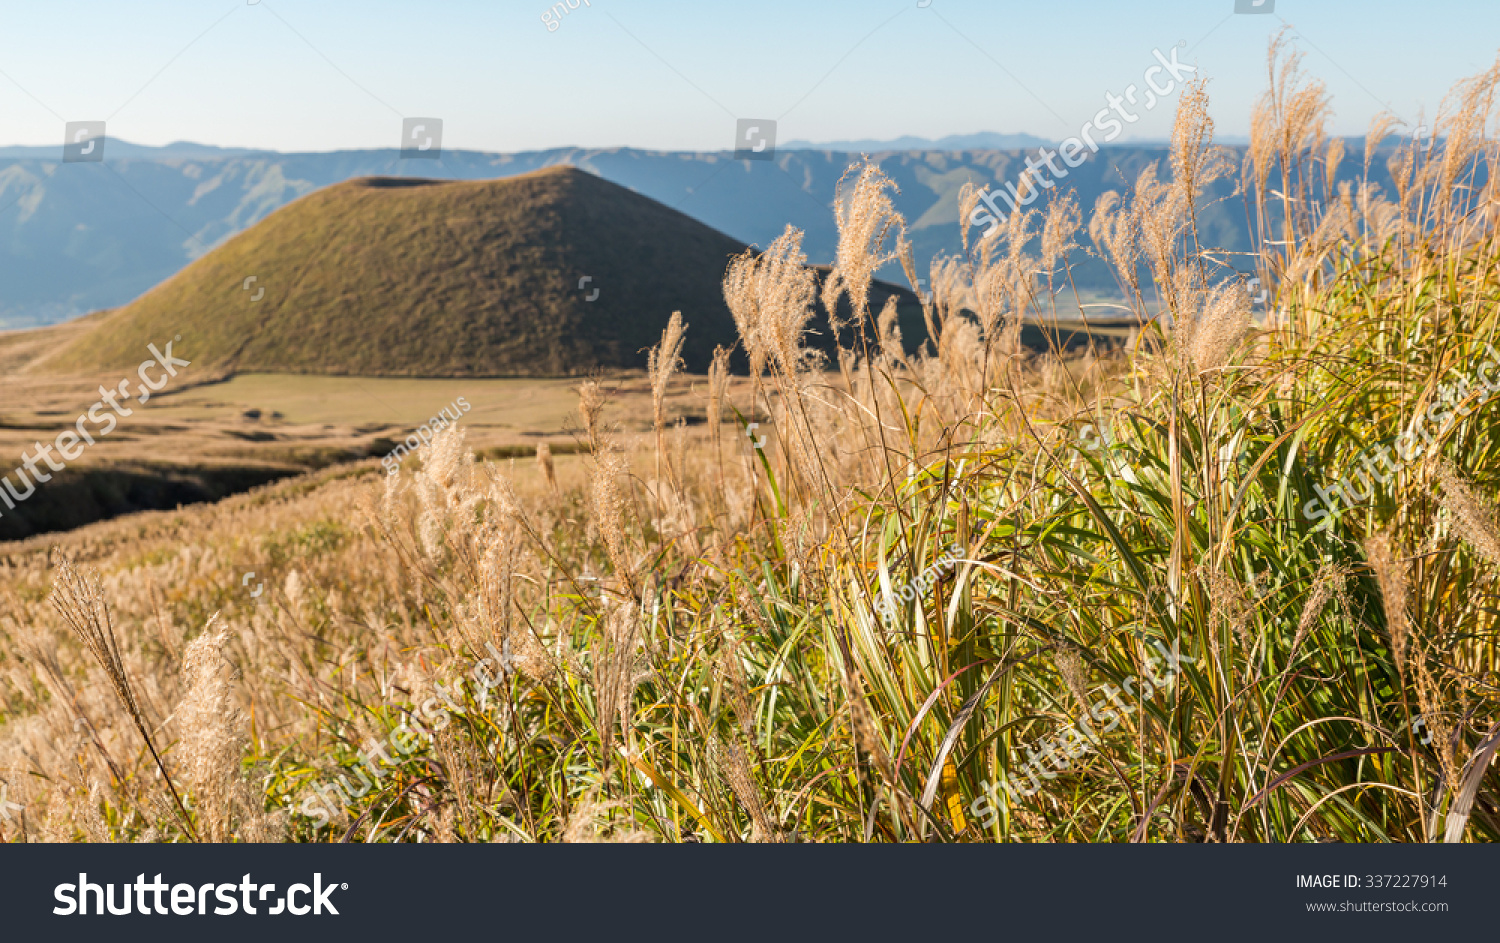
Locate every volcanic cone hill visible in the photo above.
<box><xmin>43</xmin><ymin>166</ymin><xmax>810</xmax><ymax>377</ymax></box>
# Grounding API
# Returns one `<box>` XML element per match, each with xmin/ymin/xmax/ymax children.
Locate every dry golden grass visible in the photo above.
<box><xmin>0</xmin><ymin>369</ymin><xmax>723</xmax><ymax>471</ymax></box>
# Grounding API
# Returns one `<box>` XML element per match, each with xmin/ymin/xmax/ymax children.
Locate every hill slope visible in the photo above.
<box><xmin>45</xmin><ymin>167</ymin><xmax>756</xmax><ymax>377</ymax></box>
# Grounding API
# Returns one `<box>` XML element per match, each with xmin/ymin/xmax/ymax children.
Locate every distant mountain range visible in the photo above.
<box><xmin>0</xmin><ymin>138</ymin><xmax>1399</xmax><ymax>328</ymax></box>
<box><xmin>779</xmin><ymin>132</ymin><xmax>1054</xmax><ymax>152</ymax></box>
<box><xmin>781</xmin><ymin>132</ymin><xmax>1258</xmax><ymax>149</ymax></box>
<box><xmin>0</xmin><ymin>140</ymin><xmax>274</xmax><ymax>160</ymax></box>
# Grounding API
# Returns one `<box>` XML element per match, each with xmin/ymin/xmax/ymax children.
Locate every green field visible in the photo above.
<box><xmin>162</xmin><ymin>373</ymin><xmax>593</xmax><ymax>431</ymax></box>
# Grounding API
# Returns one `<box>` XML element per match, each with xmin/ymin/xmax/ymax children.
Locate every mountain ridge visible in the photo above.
<box><xmin>779</xmin><ymin>131</ymin><xmax>1053</xmax><ymax>151</ymax></box>
<box><xmin>0</xmin><ymin>140</ymin><xmax>1404</xmax><ymax>327</ymax></box>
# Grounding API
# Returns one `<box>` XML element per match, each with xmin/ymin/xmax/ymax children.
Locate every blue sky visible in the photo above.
<box><xmin>1</xmin><ymin>0</ymin><xmax>1495</xmax><ymax>153</ymax></box>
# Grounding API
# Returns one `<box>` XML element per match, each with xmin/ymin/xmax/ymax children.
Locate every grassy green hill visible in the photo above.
<box><xmin>44</xmin><ymin>166</ymin><xmax>761</xmax><ymax>377</ymax></box>
<box><xmin>38</xmin><ymin>163</ymin><xmax>1117</xmax><ymax>381</ymax></box>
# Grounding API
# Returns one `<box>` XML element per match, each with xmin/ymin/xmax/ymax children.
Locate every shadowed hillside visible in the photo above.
<box><xmin>44</xmin><ymin>166</ymin><xmax>759</xmax><ymax>377</ymax></box>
